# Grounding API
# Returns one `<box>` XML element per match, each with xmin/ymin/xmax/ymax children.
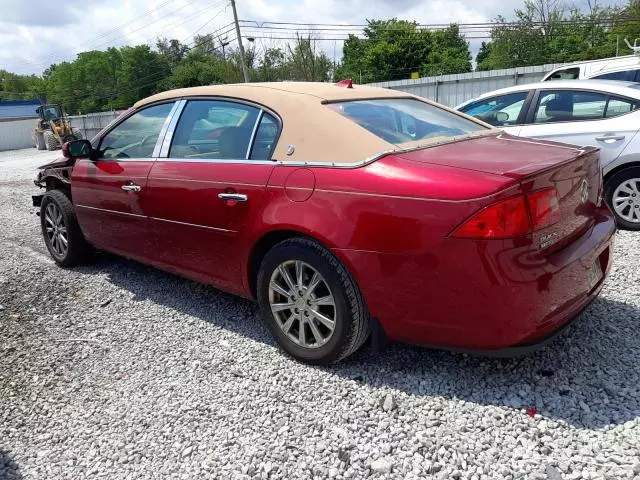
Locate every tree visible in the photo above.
<box><xmin>475</xmin><ymin>0</ymin><xmax>637</xmax><ymax>70</ymax></box>
<box><xmin>156</xmin><ymin>38</ymin><xmax>189</xmax><ymax>67</ymax></box>
<box><xmin>337</xmin><ymin>19</ymin><xmax>472</xmax><ymax>83</ymax></box>
<box><xmin>286</xmin><ymin>35</ymin><xmax>333</xmax><ymax>81</ymax></box>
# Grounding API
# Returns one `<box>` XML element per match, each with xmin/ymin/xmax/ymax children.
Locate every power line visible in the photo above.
<box><xmin>9</xmin><ymin>0</ymin><xmax>230</xmax><ymax>72</ymax></box>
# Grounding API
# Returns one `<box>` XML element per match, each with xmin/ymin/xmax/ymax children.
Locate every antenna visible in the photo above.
<box><xmin>624</xmin><ymin>38</ymin><xmax>640</xmax><ymax>57</ymax></box>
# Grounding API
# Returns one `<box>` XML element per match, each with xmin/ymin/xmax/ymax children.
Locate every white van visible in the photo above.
<box><xmin>542</xmin><ymin>55</ymin><xmax>640</xmax><ymax>82</ymax></box>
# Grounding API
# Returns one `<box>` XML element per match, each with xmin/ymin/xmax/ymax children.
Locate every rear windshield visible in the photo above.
<box><xmin>328</xmin><ymin>98</ymin><xmax>487</xmax><ymax>145</ymax></box>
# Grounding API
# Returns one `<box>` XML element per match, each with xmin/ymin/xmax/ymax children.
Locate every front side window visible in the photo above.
<box><xmin>534</xmin><ymin>90</ymin><xmax>607</xmax><ymax>123</ymax></box>
<box><xmin>99</xmin><ymin>102</ymin><xmax>174</xmax><ymax>159</ymax></box>
<box><xmin>328</xmin><ymin>98</ymin><xmax>487</xmax><ymax>145</ymax></box>
<box><xmin>459</xmin><ymin>92</ymin><xmax>529</xmax><ymax>126</ymax></box>
<box><xmin>169</xmin><ymin>100</ymin><xmax>262</xmax><ymax>159</ymax></box>
<box><xmin>546</xmin><ymin>67</ymin><xmax>580</xmax><ymax>80</ymax></box>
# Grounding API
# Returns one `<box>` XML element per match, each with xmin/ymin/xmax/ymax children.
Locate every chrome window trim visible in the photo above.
<box><xmin>159</xmin><ymin>99</ymin><xmax>187</xmax><ymax>158</ymax></box>
<box><xmin>156</xmin><ymin>157</ymin><xmax>276</xmax><ymax>165</ymax></box>
<box><xmin>153</xmin><ymin>101</ymin><xmax>184</xmax><ymax>158</ymax></box>
<box><xmin>246</xmin><ymin>109</ymin><xmax>264</xmax><ymax>159</ymax></box>
<box><xmin>150</xmin><ymin>216</ymin><xmax>236</xmax><ymax>233</ymax></box>
<box><xmin>76</xmin><ymin>204</ymin><xmax>146</xmax><ymax>219</ymax></box>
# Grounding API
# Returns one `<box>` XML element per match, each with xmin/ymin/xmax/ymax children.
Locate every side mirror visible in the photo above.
<box><xmin>495</xmin><ymin>111</ymin><xmax>509</xmax><ymax>123</ymax></box>
<box><xmin>63</xmin><ymin>139</ymin><xmax>93</xmax><ymax>159</ymax></box>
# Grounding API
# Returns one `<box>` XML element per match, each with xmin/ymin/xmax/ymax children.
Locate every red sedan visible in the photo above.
<box><xmin>33</xmin><ymin>81</ymin><xmax>615</xmax><ymax>364</ymax></box>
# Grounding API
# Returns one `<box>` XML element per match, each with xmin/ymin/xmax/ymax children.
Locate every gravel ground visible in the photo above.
<box><xmin>1</xmin><ymin>148</ymin><xmax>639</xmax><ymax>480</ymax></box>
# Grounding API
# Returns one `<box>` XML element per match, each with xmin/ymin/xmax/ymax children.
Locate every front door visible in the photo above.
<box><xmin>72</xmin><ymin>102</ymin><xmax>176</xmax><ymax>260</ymax></box>
<box><xmin>144</xmin><ymin>99</ymin><xmax>280</xmax><ymax>294</ymax></box>
<box><xmin>519</xmin><ymin>89</ymin><xmax>639</xmax><ymax>169</ymax></box>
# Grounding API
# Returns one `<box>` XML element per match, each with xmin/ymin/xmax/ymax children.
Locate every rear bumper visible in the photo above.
<box><xmin>335</xmin><ymin>205</ymin><xmax>616</xmax><ymax>353</ymax></box>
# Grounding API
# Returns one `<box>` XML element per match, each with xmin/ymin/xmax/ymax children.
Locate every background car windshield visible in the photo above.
<box><xmin>328</xmin><ymin>98</ymin><xmax>487</xmax><ymax>145</ymax></box>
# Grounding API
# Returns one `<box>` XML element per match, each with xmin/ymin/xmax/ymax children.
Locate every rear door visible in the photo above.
<box><xmin>72</xmin><ymin>102</ymin><xmax>176</xmax><ymax>260</ymax></box>
<box><xmin>144</xmin><ymin>99</ymin><xmax>280</xmax><ymax>294</ymax></box>
<box><xmin>518</xmin><ymin>89</ymin><xmax>640</xmax><ymax>168</ymax></box>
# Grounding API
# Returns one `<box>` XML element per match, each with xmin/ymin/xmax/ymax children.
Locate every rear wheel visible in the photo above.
<box><xmin>35</xmin><ymin>132</ymin><xmax>46</xmax><ymax>150</ymax></box>
<box><xmin>40</xmin><ymin>190</ymin><xmax>91</xmax><ymax>266</ymax></box>
<box><xmin>43</xmin><ymin>130</ymin><xmax>58</xmax><ymax>151</ymax></box>
<box><xmin>605</xmin><ymin>167</ymin><xmax>640</xmax><ymax>230</ymax></box>
<box><xmin>257</xmin><ymin>238</ymin><xmax>370</xmax><ymax>365</ymax></box>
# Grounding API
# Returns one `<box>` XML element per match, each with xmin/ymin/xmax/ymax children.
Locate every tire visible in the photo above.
<box><xmin>604</xmin><ymin>166</ymin><xmax>640</xmax><ymax>231</ymax></box>
<box><xmin>35</xmin><ymin>132</ymin><xmax>46</xmax><ymax>150</ymax></box>
<box><xmin>256</xmin><ymin>237</ymin><xmax>370</xmax><ymax>365</ymax></box>
<box><xmin>40</xmin><ymin>190</ymin><xmax>91</xmax><ymax>267</ymax></box>
<box><xmin>43</xmin><ymin>130</ymin><xmax>58</xmax><ymax>151</ymax></box>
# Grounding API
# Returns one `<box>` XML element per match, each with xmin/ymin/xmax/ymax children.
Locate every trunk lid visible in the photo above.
<box><xmin>399</xmin><ymin>133</ymin><xmax>602</xmax><ymax>249</ymax></box>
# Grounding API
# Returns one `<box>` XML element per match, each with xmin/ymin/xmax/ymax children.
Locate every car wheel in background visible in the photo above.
<box><xmin>43</xmin><ymin>130</ymin><xmax>58</xmax><ymax>151</ymax></box>
<box><xmin>40</xmin><ymin>190</ymin><xmax>92</xmax><ymax>266</ymax></box>
<box><xmin>257</xmin><ymin>237</ymin><xmax>370</xmax><ymax>365</ymax></box>
<box><xmin>605</xmin><ymin>167</ymin><xmax>640</xmax><ymax>231</ymax></box>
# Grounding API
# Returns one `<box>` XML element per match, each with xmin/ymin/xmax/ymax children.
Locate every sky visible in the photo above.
<box><xmin>0</xmin><ymin>0</ymin><xmax>630</xmax><ymax>76</ymax></box>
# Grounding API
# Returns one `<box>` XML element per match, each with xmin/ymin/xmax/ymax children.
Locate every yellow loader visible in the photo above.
<box><xmin>33</xmin><ymin>104</ymin><xmax>83</xmax><ymax>151</ymax></box>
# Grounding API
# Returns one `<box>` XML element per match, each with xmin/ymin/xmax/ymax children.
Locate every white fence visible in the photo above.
<box><xmin>0</xmin><ymin>118</ymin><xmax>38</xmax><ymax>151</ymax></box>
<box><xmin>0</xmin><ymin>110</ymin><xmax>121</xmax><ymax>152</ymax></box>
<box><xmin>368</xmin><ymin>62</ymin><xmax>565</xmax><ymax>107</ymax></box>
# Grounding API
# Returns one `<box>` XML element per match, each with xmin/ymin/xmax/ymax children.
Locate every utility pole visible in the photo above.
<box><xmin>230</xmin><ymin>0</ymin><xmax>250</xmax><ymax>83</ymax></box>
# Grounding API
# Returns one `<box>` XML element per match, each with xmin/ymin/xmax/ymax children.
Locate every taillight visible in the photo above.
<box><xmin>451</xmin><ymin>195</ymin><xmax>530</xmax><ymax>239</ymax></box>
<box><xmin>451</xmin><ymin>188</ymin><xmax>560</xmax><ymax>239</ymax></box>
<box><xmin>527</xmin><ymin>188</ymin><xmax>560</xmax><ymax>231</ymax></box>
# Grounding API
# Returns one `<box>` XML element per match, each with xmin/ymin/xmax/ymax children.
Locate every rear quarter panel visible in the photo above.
<box><xmin>252</xmin><ymin>154</ymin><xmax>518</xmax><ymax>255</ymax></box>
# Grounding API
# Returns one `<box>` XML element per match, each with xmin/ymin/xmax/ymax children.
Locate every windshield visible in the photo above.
<box><xmin>328</xmin><ymin>98</ymin><xmax>487</xmax><ymax>145</ymax></box>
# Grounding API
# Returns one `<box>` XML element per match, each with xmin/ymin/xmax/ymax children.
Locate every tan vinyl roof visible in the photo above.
<box><xmin>134</xmin><ymin>82</ymin><xmax>491</xmax><ymax>163</ymax></box>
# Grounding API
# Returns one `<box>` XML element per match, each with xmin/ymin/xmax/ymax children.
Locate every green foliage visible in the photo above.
<box><xmin>336</xmin><ymin>19</ymin><xmax>472</xmax><ymax>82</ymax></box>
<box><xmin>477</xmin><ymin>0</ymin><xmax>640</xmax><ymax>70</ymax></box>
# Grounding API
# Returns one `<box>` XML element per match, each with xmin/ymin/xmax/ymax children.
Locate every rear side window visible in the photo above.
<box><xmin>534</xmin><ymin>90</ymin><xmax>607</xmax><ymax>123</ymax></box>
<box><xmin>328</xmin><ymin>98</ymin><xmax>487</xmax><ymax>145</ymax></box>
<box><xmin>592</xmin><ymin>69</ymin><xmax>638</xmax><ymax>82</ymax></box>
<box><xmin>605</xmin><ymin>96</ymin><xmax>640</xmax><ymax>117</ymax></box>
<box><xmin>170</xmin><ymin>100</ymin><xmax>260</xmax><ymax>159</ymax></box>
<box><xmin>249</xmin><ymin>113</ymin><xmax>279</xmax><ymax>160</ymax></box>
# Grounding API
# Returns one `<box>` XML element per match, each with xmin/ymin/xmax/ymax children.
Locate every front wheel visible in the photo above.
<box><xmin>40</xmin><ymin>190</ymin><xmax>91</xmax><ymax>266</ymax></box>
<box><xmin>256</xmin><ymin>238</ymin><xmax>370</xmax><ymax>365</ymax></box>
<box><xmin>604</xmin><ymin>167</ymin><xmax>640</xmax><ymax>230</ymax></box>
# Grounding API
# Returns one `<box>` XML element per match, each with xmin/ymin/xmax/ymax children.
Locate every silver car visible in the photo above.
<box><xmin>458</xmin><ymin>80</ymin><xmax>640</xmax><ymax>230</ymax></box>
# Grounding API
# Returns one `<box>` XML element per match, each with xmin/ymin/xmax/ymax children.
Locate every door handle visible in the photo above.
<box><xmin>595</xmin><ymin>135</ymin><xmax>625</xmax><ymax>142</ymax></box>
<box><xmin>218</xmin><ymin>193</ymin><xmax>248</xmax><ymax>202</ymax></box>
<box><xmin>121</xmin><ymin>183</ymin><xmax>141</xmax><ymax>192</ymax></box>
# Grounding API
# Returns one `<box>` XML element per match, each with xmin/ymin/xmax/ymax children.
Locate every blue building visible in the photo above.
<box><xmin>0</xmin><ymin>100</ymin><xmax>45</xmax><ymax>119</ymax></box>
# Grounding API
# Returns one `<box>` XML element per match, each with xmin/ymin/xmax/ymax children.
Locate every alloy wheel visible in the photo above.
<box><xmin>44</xmin><ymin>202</ymin><xmax>68</xmax><ymax>258</ymax></box>
<box><xmin>612</xmin><ymin>178</ymin><xmax>640</xmax><ymax>223</ymax></box>
<box><xmin>268</xmin><ymin>260</ymin><xmax>337</xmax><ymax>349</ymax></box>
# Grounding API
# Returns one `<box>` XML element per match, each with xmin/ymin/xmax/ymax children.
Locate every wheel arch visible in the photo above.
<box><xmin>246</xmin><ymin>228</ymin><xmax>351</xmax><ymax>299</ymax></box>
<box><xmin>603</xmin><ymin>161</ymin><xmax>640</xmax><ymax>186</ymax></box>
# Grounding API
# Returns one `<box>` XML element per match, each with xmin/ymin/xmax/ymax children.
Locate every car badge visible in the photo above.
<box><xmin>580</xmin><ymin>178</ymin><xmax>589</xmax><ymax>204</ymax></box>
<box><xmin>286</xmin><ymin>144</ymin><xmax>295</xmax><ymax>156</ymax></box>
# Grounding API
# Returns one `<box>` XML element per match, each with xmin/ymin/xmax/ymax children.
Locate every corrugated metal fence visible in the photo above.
<box><xmin>67</xmin><ymin>111</ymin><xmax>123</xmax><ymax>141</ymax></box>
<box><xmin>0</xmin><ymin>110</ymin><xmax>121</xmax><ymax>152</ymax></box>
<box><xmin>368</xmin><ymin>62</ymin><xmax>564</xmax><ymax>107</ymax></box>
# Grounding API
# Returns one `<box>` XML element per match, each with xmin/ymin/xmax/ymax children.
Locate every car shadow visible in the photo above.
<box><xmin>82</xmin><ymin>253</ymin><xmax>639</xmax><ymax>430</ymax></box>
<box><xmin>0</xmin><ymin>450</ymin><xmax>22</xmax><ymax>480</ymax></box>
